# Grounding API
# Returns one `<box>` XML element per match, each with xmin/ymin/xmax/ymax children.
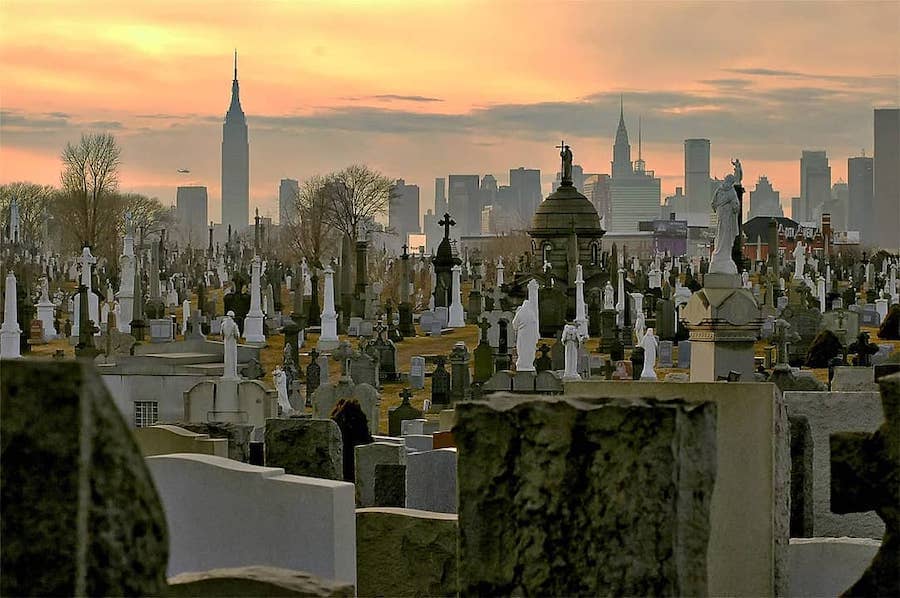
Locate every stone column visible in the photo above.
<box><xmin>449</xmin><ymin>265</ymin><xmax>465</xmax><ymax>327</ymax></box>
<box><xmin>496</xmin><ymin>258</ymin><xmax>504</xmax><ymax>287</ymax></box>
<box><xmin>118</xmin><ymin>229</ymin><xmax>135</xmax><ymax>333</ymax></box>
<box><xmin>574</xmin><ymin>265</ymin><xmax>587</xmax><ymax>338</ymax></box>
<box><xmin>616</xmin><ymin>267</ymin><xmax>626</xmax><ymax>327</ymax></box>
<box><xmin>527</xmin><ymin>278</ymin><xmax>539</xmax><ymax>327</ymax></box>
<box><xmin>317</xmin><ymin>265</ymin><xmax>339</xmax><ymax>350</ymax></box>
<box><xmin>242</xmin><ymin>255</ymin><xmax>265</xmax><ymax>343</ymax></box>
<box><xmin>1</xmin><ymin>271</ymin><xmax>22</xmax><ymax>358</ymax></box>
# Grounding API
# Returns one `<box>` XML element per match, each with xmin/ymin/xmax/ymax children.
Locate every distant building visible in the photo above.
<box><xmin>389</xmin><ymin>179</ymin><xmax>421</xmax><ymax>244</ymax></box>
<box><xmin>447</xmin><ymin>174</ymin><xmax>480</xmax><ymax>238</ymax></box>
<box><xmin>638</xmin><ymin>214</ymin><xmax>688</xmax><ymax>256</ymax></box>
<box><xmin>508</xmin><ymin>167</ymin><xmax>542</xmax><ymax>220</ymax></box>
<box><xmin>847</xmin><ymin>155</ymin><xmax>874</xmax><ymax>239</ymax></box>
<box><xmin>823</xmin><ymin>180</ymin><xmax>849</xmax><ymax>231</ymax></box>
<box><xmin>799</xmin><ymin>150</ymin><xmax>831</xmax><ymax>222</ymax></box>
<box><xmin>607</xmin><ymin>105</ymin><xmax>660</xmax><ymax>233</ymax></box>
<box><xmin>684</xmin><ymin>139</ymin><xmax>711</xmax><ymax>214</ymax></box>
<box><xmin>791</xmin><ymin>197</ymin><xmax>801</xmax><ymax>221</ymax></box>
<box><xmin>748</xmin><ymin>176</ymin><xmax>783</xmax><ymax>219</ymax></box>
<box><xmin>278</xmin><ymin>178</ymin><xmax>298</xmax><ymax>226</ymax></box>
<box><xmin>176</xmin><ymin>186</ymin><xmax>208</xmax><ymax>247</ymax></box>
<box><xmin>221</xmin><ymin>51</ymin><xmax>249</xmax><ymax>231</ymax></box>
<box><xmin>423</xmin><ymin>209</ymin><xmax>440</xmax><ymax>255</ymax></box>
<box><xmin>874</xmin><ymin>108</ymin><xmax>900</xmax><ymax>249</ymax></box>
<box><xmin>434</xmin><ymin>178</ymin><xmax>447</xmax><ymax>214</ymax></box>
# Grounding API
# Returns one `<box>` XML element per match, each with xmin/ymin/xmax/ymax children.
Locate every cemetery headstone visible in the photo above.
<box><xmin>388</xmin><ymin>388</ymin><xmax>423</xmax><ymax>437</ymax></box>
<box><xmin>431</xmin><ymin>356</ymin><xmax>450</xmax><ymax>407</ymax></box>
<box><xmin>264</xmin><ymin>418</ymin><xmax>343</xmax><ymax>480</ymax></box>
<box><xmin>409</xmin><ymin>356</ymin><xmax>426</xmax><ymax>389</ymax></box>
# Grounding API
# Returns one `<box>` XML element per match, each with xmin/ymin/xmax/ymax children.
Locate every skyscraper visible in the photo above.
<box><xmin>748</xmin><ymin>176</ymin><xmax>783</xmax><ymax>219</ymax></box>
<box><xmin>847</xmin><ymin>156</ymin><xmax>873</xmax><ymax>238</ymax></box>
<box><xmin>684</xmin><ymin>139</ymin><xmax>711</xmax><ymax>214</ymax></box>
<box><xmin>608</xmin><ymin>107</ymin><xmax>661</xmax><ymax>233</ymax></box>
<box><xmin>799</xmin><ymin>150</ymin><xmax>831</xmax><ymax>223</ymax></box>
<box><xmin>221</xmin><ymin>51</ymin><xmax>249</xmax><ymax>231</ymax></box>
<box><xmin>434</xmin><ymin>177</ymin><xmax>447</xmax><ymax>214</ymax></box>
<box><xmin>611</xmin><ymin>99</ymin><xmax>633</xmax><ymax>179</ymax></box>
<box><xmin>278</xmin><ymin>178</ymin><xmax>298</xmax><ymax>225</ymax></box>
<box><xmin>873</xmin><ymin>108</ymin><xmax>900</xmax><ymax>249</ymax></box>
<box><xmin>176</xmin><ymin>186</ymin><xmax>208</xmax><ymax>246</ymax></box>
<box><xmin>447</xmin><ymin>174</ymin><xmax>480</xmax><ymax>237</ymax></box>
<box><xmin>389</xmin><ymin>179</ymin><xmax>421</xmax><ymax>241</ymax></box>
<box><xmin>509</xmin><ymin>167</ymin><xmax>542</xmax><ymax>218</ymax></box>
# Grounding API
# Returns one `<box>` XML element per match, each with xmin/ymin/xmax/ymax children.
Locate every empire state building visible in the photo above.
<box><xmin>221</xmin><ymin>51</ymin><xmax>249</xmax><ymax>231</ymax></box>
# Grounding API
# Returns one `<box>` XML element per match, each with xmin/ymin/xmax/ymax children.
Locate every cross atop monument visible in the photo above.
<box><xmin>332</xmin><ymin>341</ymin><xmax>354</xmax><ymax>377</ymax></box>
<box><xmin>478</xmin><ymin>317</ymin><xmax>491</xmax><ymax>342</ymax></box>
<box><xmin>401</xmin><ymin>244</ymin><xmax>408</xmax><ymax>258</ymax></box>
<box><xmin>439</xmin><ymin>213</ymin><xmax>455</xmax><ymax>240</ymax></box>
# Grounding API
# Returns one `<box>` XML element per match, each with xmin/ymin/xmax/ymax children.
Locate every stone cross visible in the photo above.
<box><xmin>773</xmin><ymin>318</ymin><xmax>799</xmax><ymax>366</ymax></box>
<box><xmin>478</xmin><ymin>317</ymin><xmax>491</xmax><ymax>344</ymax></box>
<box><xmin>439</xmin><ymin>213</ymin><xmax>455</xmax><ymax>240</ymax></box>
<box><xmin>829</xmin><ymin>373</ymin><xmax>899</xmax><ymax>595</ymax></box>
<box><xmin>399</xmin><ymin>387</ymin><xmax>413</xmax><ymax>405</ymax></box>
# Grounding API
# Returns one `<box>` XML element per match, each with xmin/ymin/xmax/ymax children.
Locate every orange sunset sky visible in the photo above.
<box><xmin>1</xmin><ymin>0</ymin><xmax>898</xmax><ymax>225</ymax></box>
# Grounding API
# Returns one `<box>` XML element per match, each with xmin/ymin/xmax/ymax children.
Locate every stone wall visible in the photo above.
<box><xmin>454</xmin><ymin>395</ymin><xmax>716</xmax><ymax>596</ymax></box>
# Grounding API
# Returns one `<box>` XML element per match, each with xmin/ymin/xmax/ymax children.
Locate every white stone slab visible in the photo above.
<box><xmin>788</xmin><ymin>537</ymin><xmax>879</xmax><ymax>598</ymax></box>
<box><xmin>146</xmin><ymin>453</ymin><xmax>356</xmax><ymax>586</ymax></box>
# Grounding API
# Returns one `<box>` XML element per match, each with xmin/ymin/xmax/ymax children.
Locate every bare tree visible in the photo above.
<box><xmin>321</xmin><ymin>164</ymin><xmax>395</xmax><ymax>241</ymax></box>
<box><xmin>0</xmin><ymin>182</ymin><xmax>55</xmax><ymax>249</ymax></box>
<box><xmin>285</xmin><ymin>175</ymin><xmax>339</xmax><ymax>268</ymax></box>
<box><xmin>57</xmin><ymin>133</ymin><xmax>122</xmax><ymax>253</ymax></box>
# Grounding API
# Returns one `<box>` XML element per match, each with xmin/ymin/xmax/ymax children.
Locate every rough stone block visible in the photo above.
<box><xmin>265</xmin><ymin>418</ymin><xmax>343</xmax><ymax>480</ymax></box>
<box><xmin>831</xmin><ymin>366</ymin><xmax>878</xmax><ymax>391</ymax></box>
<box><xmin>147</xmin><ymin>453</ymin><xmax>356</xmax><ymax>586</ymax></box>
<box><xmin>455</xmin><ymin>395</ymin><xmax>716</xmax><ymax>596</ymax></box>
<box><xmin>564</xmin><ymin>380</ymin><xmax>788</xmax><ymax>597</ymax></box>
<box><xmin>167</xmin><ymin>566</ymin><xmax>354</xmax><ymax>597</ymax></box>
<box><xmin>406</xmin><ymin>448</ymin><xmax>457</xmax><ymax>514</ymax></box>
<box><xmin>354</xmin><ymin>442</ymin><xmax>406</xmax><ymax>507</ymax></box>
<box><xmin>176</xmin><ymin>421</ymin><xmax>254</xmax><ymax>462</ymax></box>
<box><xmin>438</xmin><ymin>409</ymin><xmax>456</xmax><ymax>431</ymax></box>
<box><xmin>373</xmin><ymin>463</ymin><xmax>406</xmax><ymax>507</ymax></box>
<box><xmin>785</xmin><ymin>391</ymin><xmax>884</xmax><ymax>538</ymax></box>
<box><xmin>1</xmin><ymin>360</ymin><xmax>168</xmax><ymax>596</ymax></box>
<box><xmin>356</xmin><ymin>508</ymin><xmax>458</xmax><ymax>597</ymax></box>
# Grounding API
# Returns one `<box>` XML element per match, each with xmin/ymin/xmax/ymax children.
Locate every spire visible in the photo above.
<box><xmin>226</xmin><ymin>49</ymin><xmax>244</xmax><ymax>121</ymax></box>
<box><xmin>619</xmin><ymin>94</ymin><xmax>624</xmax><ymax>124</ymax></box>
<box><xmin>638</xmin><ymin>115</ymin><xmax>642</xmax><ymax>161</ymax></box>
<box><xmin>612</xmin><ymin>95</ymin><xmax>633</xmax><ymax>178</ymax></box>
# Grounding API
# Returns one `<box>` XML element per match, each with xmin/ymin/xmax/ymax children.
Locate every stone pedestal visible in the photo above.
<box><xmin>684</xmin><ymin>273</ymin><xmax>760</xmax><ymax>382</ymax></box>
<box><xmin>36</xmin><ymin>299</ymin><xmax>57</xmax><ymax>341</ymax></box>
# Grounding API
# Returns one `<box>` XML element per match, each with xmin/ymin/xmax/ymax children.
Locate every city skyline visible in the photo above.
<box><xmin>1</xmin><ymin>1</ymin><xmax>898</xmax><ymax>224</ymax></box>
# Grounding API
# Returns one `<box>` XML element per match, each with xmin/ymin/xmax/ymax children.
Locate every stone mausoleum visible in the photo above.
<box><xmin>524</xmin><ymin>144</ymin><xmax>607</xmax><ymax>328</ymax></box>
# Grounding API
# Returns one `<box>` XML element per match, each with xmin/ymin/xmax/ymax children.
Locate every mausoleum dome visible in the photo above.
<box><xmin>530</xmin><ymin>182</ymin><xmax>604</xmax><ymax>236</ymax></box>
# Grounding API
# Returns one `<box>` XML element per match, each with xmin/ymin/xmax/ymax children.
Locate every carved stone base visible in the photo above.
<box><xmin>684</xmin><ymin>279</ymin><xmax>760</xmax><ymax>382</ymax></box>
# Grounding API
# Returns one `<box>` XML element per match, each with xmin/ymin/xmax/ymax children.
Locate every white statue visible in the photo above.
<box><xmin>273</xmin><ymin>366</ymin><xmax>292</xmax><ymax>415</ymax></box>
<box><xmin>634</xmin><ymin>311</ymin><xmax>646</xmax><ymax>345</ymax></box>
<box><xmin>709</xmin><ymin>172</ymin><xmax>740</xmax><ymax>275</ymax></box>
<box><xmin>793</xmin><ymin>242</ymin><xmax>805</xmax><ymax>280</ymax></box>
<box><xmin>561</xmin><ymin>323</ymin><xmax>582</xmax><ymax>381</ymax></box>
<box><xmin>741</xmin><ymin>271</ymin><xmax>750</xmax><ymax>289</ymax></box>
<box><xmin>511</xmin><ymin>299</ymin><xmax>539</xmax><ymax>372</ymax></box>
<box><xmin>638</xmin><ymin>327</ymin><xmax>658</xmax><ymax>380</ymax></box>
<box><xmin>603</xmin><ymin>281</ymin><xmax>615</xmax><ymax>310</ymax></box>
<box><xmin>221</xmin><ymin>310</ymin><xmax>240</xmax><ymax>380</ymax></box>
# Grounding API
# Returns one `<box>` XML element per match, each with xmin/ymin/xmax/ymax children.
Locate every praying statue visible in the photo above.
<box><xmin>273</xmin><ymin>366</ymin><xmax>292</xmax><ymax>416</ymax></box>
<box><xmin>793</xmin><ymin>242</ymin><xmax>806</xmax><ymax>280</ymax></box>
<box><xmin>638</xmin><ymin>327</ymin><xmax>658</xmax><ymax>380</ymax></box>
<box><xmin>709</xmin><ymin>162</ymin><xmax>741</xmax><ymax>275</ymax></box>
<box><xmin>561</xmin><ymin>323</ymin><xmax>582</xmax><ymax>381</ymax></box>
<box><xmin>221</xmin><ymin>310</ymin><xmax>240</xmax><ymax>380</ymax></box>
<box><xmin>603</xmin><ymin>281</ymin><xmax>615</xmax><ymax>310</ymax></box>
<box><xmin>512</xmin><ymin>299</ymin><xmax>539</xmax><ymax>372</ymax></box>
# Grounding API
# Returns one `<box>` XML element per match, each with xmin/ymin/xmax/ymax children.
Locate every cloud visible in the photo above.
<box><xmin>372</xmin><ymin>94</ymin><xmax>443</xmax><ymax>103</ymax></box>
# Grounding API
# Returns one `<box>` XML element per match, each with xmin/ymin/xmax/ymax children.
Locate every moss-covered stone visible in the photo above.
<box><xmin>1</xmin><ymin>360</ymin><xmax>168</xmax><ymax>596</ymax></box>
<box><xmin>167</xmin><ymin>565</ymin><xmax>354</xmax><ymax>597</ymax></box>
<box><xmin>265</xmin><ymin>418</ymin><xmax>343</xmax><ymax>480</ymax></box>
<box><xmin>356</xmin><ymin>508</ymin><xmax>458</xmax><ymax>597</ymax></box>
<box><xmin>454</xmin><ymin>394</ymin><xmax>717</xmax><ymax>597</ymax></box>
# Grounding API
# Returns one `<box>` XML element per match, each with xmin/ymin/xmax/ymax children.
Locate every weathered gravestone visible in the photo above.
<box><xmin>406</xmin><ymin>448</ymin><xmax>458</xmax><ymax>514</ymax></box>
<box><xmin>677</xmin><ymin>339</ymin><xmax>692</xmax><ymax>368</ymax></box>
<box><xmin>473</xmin><ymin>319</ymin><xmax>493</xmax><ymax>383</ymax></box>
<box><xmin>264</xmin><ymin>418</ymin><xmax>343</xmax><ymax>480</ymax></box>
<box><xmin>373</xmin><ymin>463</ymin><xmax>406</xmax><ymax>508</ymax></box>
<box><xmin>311</xmin><ymin>378</ymin><xmax>379</xmax><ymax>435</ymax></box>
<box><xmin>431</xmin><ymin>356</ymin><xmax>450</xmax><ymax>407</ymax></box>
<box><xmin>409</xmin><ymin>356</ymin><xmax>426</xmax><ymax>389</ymax></box>
<box><xmin>388</xmin><ymin>388</ymin><xmax>423</xmax><ymax>437</ymax></box>
<box><xmin>355</xmin><ymin>442</ymin><xmax>407</xmax><ymax>507</ymax></box>
<box><xmin>658</xmin><ymin>340</ymin><xmax>674</xmax><ymax>368</ymax></box>
<box><xmin>829</xmin><ymin>372</ymin><xmax>900</xmax><ymax>596</ymax></box>
<box><xmin>454</xmin><ymin>395</ymin><xmax>716</xmax><ymax>596</ymax></box>
<box><xmin>781</xmin><ymin>305</ymin><xmax>822</xmax><ymax>365</ymax></box>
<box><xmin>1</xmin><ymin>360</ymin><xmax>169</xmax><ymax>596</ymax></box>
